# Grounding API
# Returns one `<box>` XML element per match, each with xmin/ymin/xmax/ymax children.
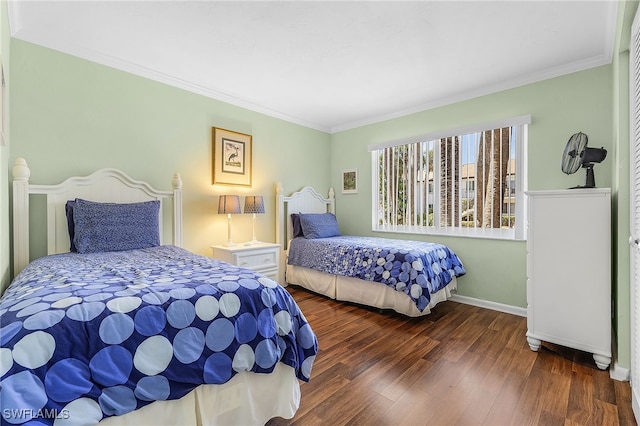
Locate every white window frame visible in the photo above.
<box><xmin>369</xmin><ymin>115</ymin><xmax>530</xmax><ymax>241</ymax></box>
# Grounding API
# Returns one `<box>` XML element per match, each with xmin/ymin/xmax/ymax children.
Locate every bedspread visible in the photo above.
<box><xmin>287</xmin><ymin>236</ymin><xmax>465</xmax><ymax>311</ymax></box>
<box><xmin>0</xmin><ymin>246</ymin><xmax>317</xmax><ymax>426</ymax></box>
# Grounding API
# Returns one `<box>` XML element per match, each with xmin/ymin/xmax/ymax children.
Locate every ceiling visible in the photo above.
<box><xmin>7</xmin><ymin>1</ymin><xmax>619</xmax><ymax>133</ymax></box>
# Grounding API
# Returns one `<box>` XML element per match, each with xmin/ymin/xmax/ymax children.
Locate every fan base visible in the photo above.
<box><xmin>569</xmin><ymin>164</ymin><xmax>597</xmax><ymax>189</ymax></box>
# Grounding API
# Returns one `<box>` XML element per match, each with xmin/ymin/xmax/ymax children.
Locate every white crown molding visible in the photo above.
<box><xmin>69</xmin><ymin>45</ymin><xmax>332</xmax><ymax>134</ymax></box>
<box><xmin>23</xmin><ymin>33</ymin><xmax>613</xmax><ymax>137</ymax></box>
<box><xmin>10</xmin><ymin>32</ymin><xmax>614</xmax><ymax>137</ymax></box>
<box><xmin>9</xmin><ymin>31</ymin><xmax>333</xmax><ymax>134</ymax></box>
<box><xmin>331</xmin><ymin>0</ymin><xmax>619</xmax><ymax>133</ymax></box>
<box><xmin>330</xmin><ymin>53</ymin><xmax>613</xmax><ymax>134</ymax></box>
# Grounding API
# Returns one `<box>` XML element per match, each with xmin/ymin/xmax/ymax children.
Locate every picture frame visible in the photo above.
<box><xmin>342</xmin><ymin>168</ymin><xmax>358</xmax><ymax>194</ymax></box>
<box><xmin>212</xmin><ymin>127</ymin><xmax>252</xmax><ymax>186</ymax></box>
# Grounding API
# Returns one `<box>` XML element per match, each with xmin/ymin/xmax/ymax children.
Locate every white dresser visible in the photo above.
<box><xmin>526</xmin><ymin>188</ymin><xmax>611</xmax><ymax>370</ymax></box>
<box><xmin>211</xmin><ymin>242</ymin><xmax>281</xmax><ymax>282</ymax></box>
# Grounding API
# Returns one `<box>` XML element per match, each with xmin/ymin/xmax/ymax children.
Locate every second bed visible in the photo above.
<box><xmin>276</xmin><ymin>184</ymin><xmax>466</xmax><ymax>317</ymax></box>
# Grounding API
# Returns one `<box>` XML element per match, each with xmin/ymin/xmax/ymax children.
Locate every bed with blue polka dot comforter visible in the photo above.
<box><xmin>0</xmin><ymin>245</ymin><xmax>317</xmax><ymax>425</ymax></box>
<box><xmin>287</xmin><ymin>236</ymin><xmax>465</xmax><ymax>312</ymax></box>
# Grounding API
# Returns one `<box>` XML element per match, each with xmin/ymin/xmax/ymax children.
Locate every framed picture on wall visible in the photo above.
<box><xmin>342</xmin><ymin>168</ymin><xmax>358</xmax><ymax>194</ymax></box>
<box><xmin>212</xmin><ymin>127</ymin><xmax>252</xmax><ymax>186</ymax></box>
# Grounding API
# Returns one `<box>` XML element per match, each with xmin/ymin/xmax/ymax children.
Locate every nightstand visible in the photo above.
<box><xmin>211</xmin><ymin>242</ymin><xmax>281</xmax><ymax>282</ymax></box>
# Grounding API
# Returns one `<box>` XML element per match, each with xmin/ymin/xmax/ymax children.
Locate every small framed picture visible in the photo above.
<box><xmin>342</xmin><ymin>169</ymin><xmax>358</xmax><ymax>194</ymax></box>
<box><xmin>212</xmin><ymin>127</ymin><xmax>252</xmax><ymax>186</ymax></box>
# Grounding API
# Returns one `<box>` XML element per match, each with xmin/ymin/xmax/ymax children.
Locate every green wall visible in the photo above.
<box><xmin>8</xmin><ymin>39</ymin><xmax>331</xmax><ymax>262</ymax></box>
<box><xmin>331</xmin><ymin>65</ymin><xmax>614</xmax><ymax>310</ymax></box>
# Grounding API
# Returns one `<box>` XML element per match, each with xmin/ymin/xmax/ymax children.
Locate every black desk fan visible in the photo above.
<box><xmin>561</xmin><ymin>132</ymin><xmax>607</xmax><ymax>188</ymax></box>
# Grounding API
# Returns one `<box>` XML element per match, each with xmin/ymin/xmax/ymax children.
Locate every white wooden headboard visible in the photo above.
<box><xmin>275</xmin><ymin>183</ymin><xmax>334</xmax><ymax>283</ymax></box>
<box><xmin>12</xmin><ymin>157</ymin><xmax>183</xmax><ymax>276</ymax></box>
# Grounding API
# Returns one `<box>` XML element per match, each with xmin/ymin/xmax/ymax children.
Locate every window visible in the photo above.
<box><xmin>369</xmin><ymin>115</ymin><xmax>529</xmax><ymax>240</ymax></box>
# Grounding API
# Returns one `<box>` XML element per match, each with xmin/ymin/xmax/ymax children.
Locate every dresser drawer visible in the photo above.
<box><xmin>234</xmin><ymin>250</ymin><xmax>278</xmax><ymax>269</ymax></box>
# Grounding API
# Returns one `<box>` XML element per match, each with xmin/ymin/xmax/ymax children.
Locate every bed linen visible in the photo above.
<box><xmin>287</xmin><ymin>235</ymin><xmax>465</xmax><ymax>312</ymax></box>
<box><xmin>98</xmin><ymin>363</ymin><xmax>300</xmax><ymax>426</ymax></box>
<box><xmin>0</xmin><ymin>245</ymin><xmax>317</xmax><ymax>426</ymax></box>
<box><xmin>286</xmin><ymin>264</ymin><xmax>457</xmax><ymax>317</ymax></box>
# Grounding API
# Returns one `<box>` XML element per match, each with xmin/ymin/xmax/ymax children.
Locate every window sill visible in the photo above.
<box><xmin>372</xmin><ymin>225</ymin><xmax>525</xmax><ymax>241</ymax></box>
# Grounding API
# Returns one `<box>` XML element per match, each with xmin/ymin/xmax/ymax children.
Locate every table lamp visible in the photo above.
<box><xmin>244</xmin><ymin>195</ymin><xmax>265</xmax><ymax>245</ymax></box>
<box><xmin>218</xmin><ymin>195</ymin><xmax>241</xmax><ymax>246</ymax></box>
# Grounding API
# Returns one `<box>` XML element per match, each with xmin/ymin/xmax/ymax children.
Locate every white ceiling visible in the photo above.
<box><xmin>8</xmin><ymin>1</ymin><xmax>618</xmax><ymax>133</ymax></box>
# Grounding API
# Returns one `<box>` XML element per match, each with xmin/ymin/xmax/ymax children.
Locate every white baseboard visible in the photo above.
<box><xmin>609</xmin><ymin>330</ymin><xmax>631</xmax><ymax>382</ymax></box>
<box><xmin>610</xmin><ymin>362</ymin><xmax>630</xmax><ymax>381</ymax></box>
<box><xmin>448</xmin><ymin>294</ymin><xmax>527</xmax><ymax>317</ymax></box>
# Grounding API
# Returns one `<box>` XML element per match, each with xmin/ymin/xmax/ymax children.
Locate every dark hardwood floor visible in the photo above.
<box><xmin>268</xmin><ymin>286</ymin><xmax>636</xmax><ymax>426</ymax></box>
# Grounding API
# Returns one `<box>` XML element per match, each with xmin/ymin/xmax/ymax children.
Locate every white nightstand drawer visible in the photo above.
<box><xmin>235</xmin><ymin>251</ymin><xmax>277</xmax><ymax>269</ymax></box>
<box><xmin>259</xmin><ymin>269</ymin><xmax>279</xmax><ymax>282</ymax></box>
<box><xmin>211</xmin><ymin>242</ymin><xmax>281</xmax><ymax>284</ymax></box>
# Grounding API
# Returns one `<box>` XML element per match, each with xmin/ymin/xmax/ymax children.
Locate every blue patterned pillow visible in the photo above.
<box><xmin>72</xmin><ymin>199</ymin><xmax>160</xmax><ymax>253</ymax></box>
<box><xmin>299</xmin><ymin>212</ymin><xmax>340</xmax><ymax>239</ymax></box>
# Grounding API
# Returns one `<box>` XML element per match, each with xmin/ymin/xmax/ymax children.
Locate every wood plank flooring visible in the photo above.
<box><xmin>267</xmin><ymin>286</ymin><xmax>636</xmax><ymax>426</ymax></box>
